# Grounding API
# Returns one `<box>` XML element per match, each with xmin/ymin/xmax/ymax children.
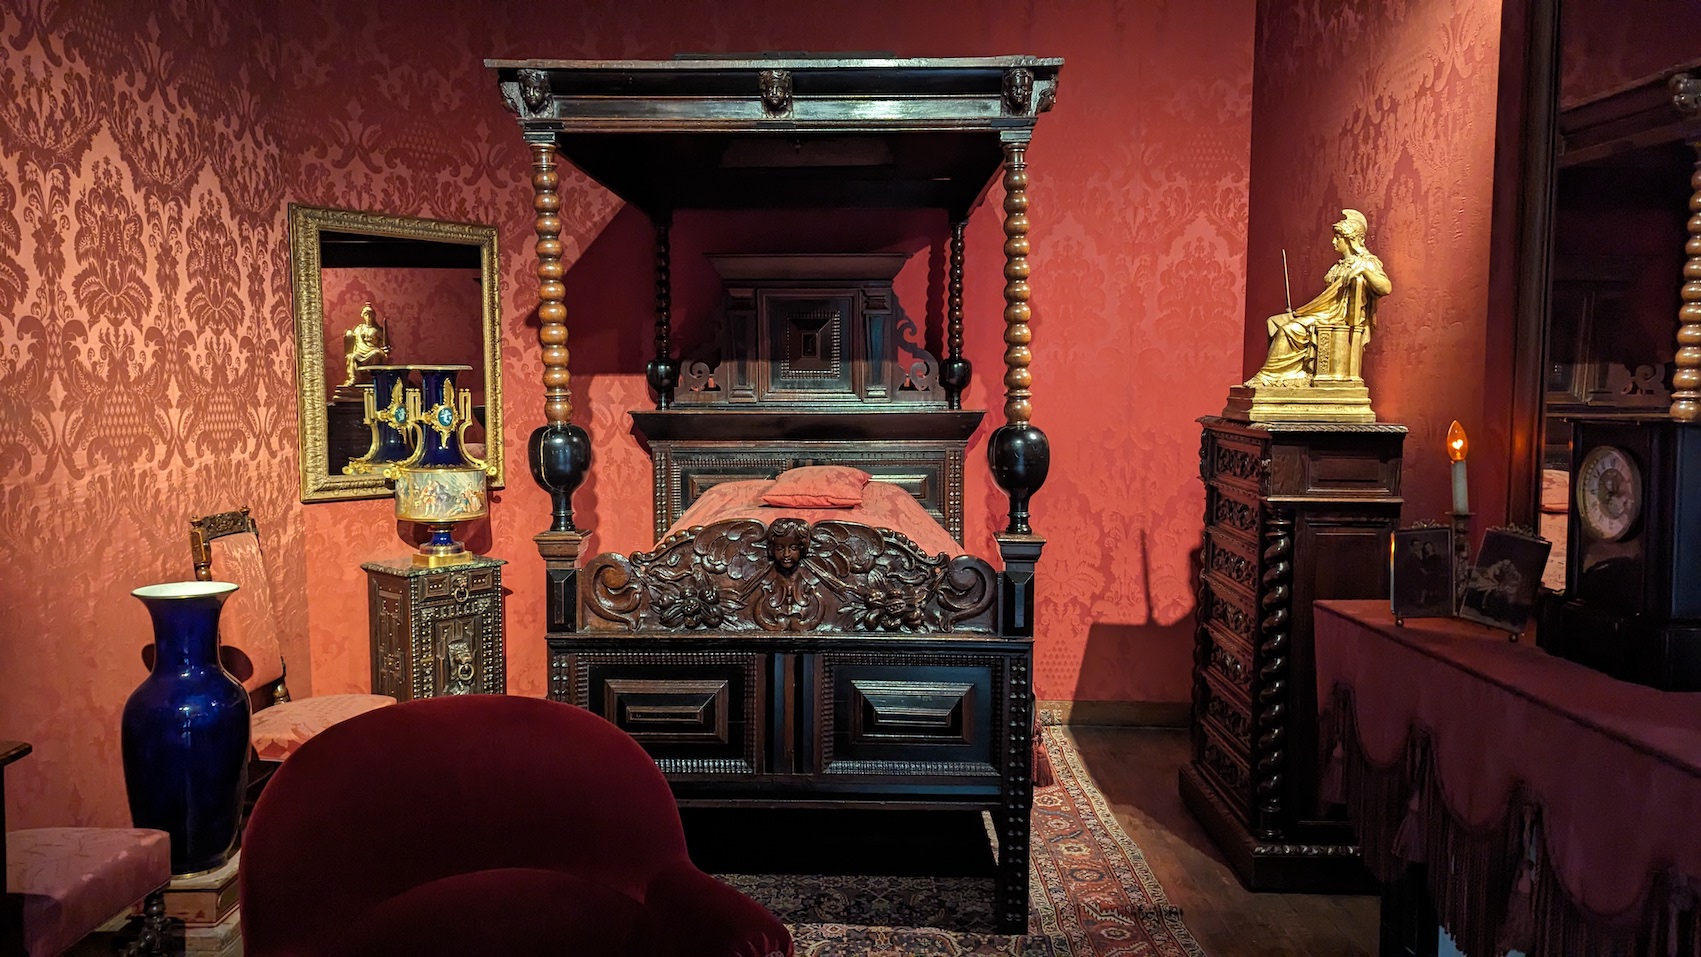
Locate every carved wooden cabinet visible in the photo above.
<box><xmin>1180</xmin><ymin>417</ymin><xmax>1405</xmax><ymax>892</ymax></box>
<box><xmin>364</xmin><ymin>555</ymin><xmax>507</xmax><ymax>700</ymax></box>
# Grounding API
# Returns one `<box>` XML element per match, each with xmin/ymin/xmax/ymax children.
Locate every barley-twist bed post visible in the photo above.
<box><xmin>525</xmin><ymin>137</ymin><xmax>591</xmax><ymax>633</ymax></box>
<box><xmin>647</xmin><ymin>215</ymin><xmax>680</xmax><ymax>410</ymax></box>
<box><xmin>941</xmin><ymin>221</ymin><xmax>971</xmax><ymax>410</ymax></box>
<box><xmin>989</xmin><ymin>136</ymin><xmax>1050</xmax><ymax>541</ymax></box>
<box><xmin>1673</xmin><ymin>139</ymin><xmax>1701</xmax><ymax>422</ymax></box>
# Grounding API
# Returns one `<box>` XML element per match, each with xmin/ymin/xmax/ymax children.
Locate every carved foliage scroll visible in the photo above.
<box><xmin>581</xmin><ymin>518</ymin><xmax>997</xmax><ymax>634</ymax></box>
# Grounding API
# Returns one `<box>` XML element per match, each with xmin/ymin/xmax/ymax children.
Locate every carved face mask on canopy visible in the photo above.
<box><xmin>766</xmin><ymin>519</ymin><xmax>810</xmax><ymax>575</ymax></box>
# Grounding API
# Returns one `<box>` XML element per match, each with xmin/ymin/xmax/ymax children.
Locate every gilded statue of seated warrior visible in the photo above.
<box><xmin>341</xmin><ymin>302</ymin><xmax>390</xmax><ymax>387</ymax></box>
<box><xmin>1244</xmin><ymin>209</ymin><xmax>1390</xmax><ymax>388</ymax></box>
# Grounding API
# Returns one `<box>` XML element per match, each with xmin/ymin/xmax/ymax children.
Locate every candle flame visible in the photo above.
<box><xmin>1446</xmin><ymin>420</ymin><xmax>1468</xmax><ymax>462</ymax></box>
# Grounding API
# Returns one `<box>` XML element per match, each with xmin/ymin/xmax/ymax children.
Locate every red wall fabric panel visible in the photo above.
<box><xmin>0</xmin><ymin>5</ymin><xmax>310</xmax><ymax>828</ymax></box>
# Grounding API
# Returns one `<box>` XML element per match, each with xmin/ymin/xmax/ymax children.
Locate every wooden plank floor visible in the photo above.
<box><xmin>1065</xmin><ymin>724</ymin><xmax>1379</xmax><ymax>957</ymax></box>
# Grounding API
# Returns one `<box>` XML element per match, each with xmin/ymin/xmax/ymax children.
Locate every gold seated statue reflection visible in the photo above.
<box><xmin>1224</xmin><ymin>209</ymin><xmax>1389</xmax><ymax>423</ymax></box>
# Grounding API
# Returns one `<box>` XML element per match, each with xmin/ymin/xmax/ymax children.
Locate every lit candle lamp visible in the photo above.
<box><xmin>1447</xmin><ymin>420</ymin><xmax>1469</xmax><ymax>515</ymax></box>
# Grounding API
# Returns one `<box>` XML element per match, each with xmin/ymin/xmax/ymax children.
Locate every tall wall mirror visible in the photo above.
<box><xmin>289</xmin><ymin>205</ymin><xmax>504</xmax><ymax>502</ymax></box>
<box><xmin>1509</xmin><ymin>0</ymin><xmax>1699</xmax><ymax>592</ymax></box>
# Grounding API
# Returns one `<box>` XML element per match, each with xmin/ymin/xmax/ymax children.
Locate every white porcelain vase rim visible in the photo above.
<box><xmin>132</xmin><ymin>581</ymin><xmax>240</xmax><ymax>600</ymax></box>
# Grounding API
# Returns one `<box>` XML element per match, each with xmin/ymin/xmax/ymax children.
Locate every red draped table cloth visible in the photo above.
<box><xmin>1315</xmin><ymin>600</ymin><xmax>1701</xmax><ymax>957</ymax></box>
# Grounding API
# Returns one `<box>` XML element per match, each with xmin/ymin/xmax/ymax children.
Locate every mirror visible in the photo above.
<box><xmin>1508</xmin><ymin>0</ymin><xmax>1700</xmax><ymax>587</ymax></box>
<box><xmin>289</xmin><ymin>205</ymin><xmax>503</xmax><ymax>502</ymax></box>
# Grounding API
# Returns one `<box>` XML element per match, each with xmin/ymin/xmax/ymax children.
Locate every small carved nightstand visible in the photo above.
<box><xmin>363</xmin><ymin>555</ymin><xmax>506</xmax><ymax>700</ymax></box>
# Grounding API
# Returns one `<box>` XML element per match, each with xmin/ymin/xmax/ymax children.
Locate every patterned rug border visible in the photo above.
<box><xmin>1034</xmin><ymin>711</ymin><xmax>1207</xmax><ymax>956</ymax></box>
<box><xmin>723</xmin><ymin>711</ymin><xmax>1208</xmax><ymax>955</ymax></box>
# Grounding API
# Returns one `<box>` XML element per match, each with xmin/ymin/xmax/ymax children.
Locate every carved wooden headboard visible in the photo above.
<box><xmin>629</xmin><ymin>253</ymin><xmax>984</xmax><ymax>543</ymax></box>
<box><xmin>631</xmin><ymin>410</ymin><xmax>982</xmax><ymax>542</ymax></box>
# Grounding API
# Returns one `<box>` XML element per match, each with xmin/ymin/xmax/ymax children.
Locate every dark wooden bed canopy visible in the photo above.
<box><xmin>488</xmin><ymin>55</ymin><xmax>1060</xmax><ymax>932</ymax></box>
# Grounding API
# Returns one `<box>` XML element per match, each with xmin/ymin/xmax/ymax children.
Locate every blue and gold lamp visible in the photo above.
<box><xmin>385</xmin><ymin>365</ymin><xmax>496</xmax><ymax>567</ymax></box>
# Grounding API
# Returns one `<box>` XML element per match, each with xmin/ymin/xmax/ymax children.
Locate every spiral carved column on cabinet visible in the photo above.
<box><xmin>1254</xmin><ymin>510</ymin><xmax>1294</xmax><ymax>839</ymax></box>
<box><xmin>941</xmin><ymin>221</ymin><xmax>971</xmax><ymax>410</ymax></box>
<box><xmin>1191</xmin><ymin>573</ymin><xmax>1214</xmax><ymax>759</ymax></box>
<box><xmin>647</xmin><ymin>220</ymin><xmax>680</xmax><ymax>410</ymax></box>
<box><xmin>527</xmin><ymin>142</ymin><xmax>591</xmax><ymax>533</ymax></box>
<box><xmin>988</xmin><ymin>141</ymin><xmax>1050</xmax><ymax>535</ymax></box>
<box><xmin>1672</xmin><ymin>141</ymin><xmax>1701</xmax><ymax>422</ymax></box>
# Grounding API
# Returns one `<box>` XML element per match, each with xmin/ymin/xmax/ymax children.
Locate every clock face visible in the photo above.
<box><xmin>1576</xmin><ymin>446</ymin><xmax>1643</xmax><ymax>542</ymax></box>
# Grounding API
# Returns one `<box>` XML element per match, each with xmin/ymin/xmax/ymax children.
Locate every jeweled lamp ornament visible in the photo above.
<box><xmin>385</xmin><ymin>365</ymin><xmax>496</xmax><ymax>566</ymax></box>
<box><xmin>1224</xmin><ymin>208</ymin><xmax>1391</xmax><ymax>423</ymax></box>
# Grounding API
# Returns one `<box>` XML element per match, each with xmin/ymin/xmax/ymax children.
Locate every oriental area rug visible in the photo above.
<box><xmin>709</xmin><ymin>717</ymin><xmax>1207</xmax><ymax>957</ymax></box>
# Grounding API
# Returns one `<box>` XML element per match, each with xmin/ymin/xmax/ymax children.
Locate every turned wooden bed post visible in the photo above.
<box><xmin>647</xmin><ymin>215</ymin><xmax>680</xmax><ymax>409</ymax></box>
<box><xmin>942</xmin><ymin>221</ymin><xmax>971</xmax><ymax>410</ymax></box>
<box><xmin>526</xmin><ymin>139</ymin><xmax>591</xmax><ymax>632</ymax></box>
<box><xmin>988</xmin><ymin>131</ymin><xmax>1046</xmax><ymax>936</ymax></box>
<box><xmin>1673</xmin><ymin>139</ymin><xmax>1701</xmax><ymax>422</ymax></box>
<box><xmin>988</xmin><ymin>136</ymin><xmax>1050</xmax><ymax>540</ymax></box>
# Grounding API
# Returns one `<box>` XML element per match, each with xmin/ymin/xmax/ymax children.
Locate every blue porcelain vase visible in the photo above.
<box><xmin>122</xmin><ymin>581</ymin><xmax>251</xmax><ymax>875</ymax></box>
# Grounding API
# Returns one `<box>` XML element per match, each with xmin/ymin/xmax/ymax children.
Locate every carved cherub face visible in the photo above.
<box><xmin>766</xmin><ymin>520</ymin><xmax>810</xmax><ymax>575</ymax></box>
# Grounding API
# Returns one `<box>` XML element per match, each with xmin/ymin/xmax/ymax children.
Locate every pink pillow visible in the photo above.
<box><xmin>761</xmin><ymin>466</ymin><xmax>872</xmax><ymax>509</ymax></box>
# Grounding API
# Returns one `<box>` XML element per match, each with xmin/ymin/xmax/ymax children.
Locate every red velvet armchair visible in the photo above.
<box><xmin>239</xmin><ymin>695</ymin><xmax>791</xmax><ymax>957</ymax></box>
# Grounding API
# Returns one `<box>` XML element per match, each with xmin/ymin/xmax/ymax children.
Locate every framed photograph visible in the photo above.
<box><xmin>1391</xmin><ymin>524</ymin><xmax>1456</xmax><ymax>621</ymax></box>
<box><xmin>1458</xmin><ymin>526</ymin><xmax>1553</xmax><ymax>635</ymax></box>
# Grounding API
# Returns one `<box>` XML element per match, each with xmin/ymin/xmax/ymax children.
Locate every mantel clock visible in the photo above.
<box><xmin>1549</xmin><ymin>416</ymin><xmax>1701</xmax><ymax>689</ymax></box>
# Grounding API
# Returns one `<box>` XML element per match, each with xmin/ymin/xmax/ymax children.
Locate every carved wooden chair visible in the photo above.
<box><xmin>188</xmin><ymin>508</ymin><xmax>394</xmax><ymax>766</ymax></box>
<box><xmin>3</xmin><ymin>741</ymin><xmax>170</xmax><ymax>957</ymax></box>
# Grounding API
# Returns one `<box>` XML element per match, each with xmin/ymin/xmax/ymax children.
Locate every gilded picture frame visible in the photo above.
<box><xmin>289</xmin><ymin>204</ymin><xmax>504</xmax><ymax>502</ymax></box>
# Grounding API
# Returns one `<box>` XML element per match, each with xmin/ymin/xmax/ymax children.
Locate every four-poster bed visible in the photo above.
<box><xmin>488</xmin><ymin>56</ymin><xmax>1060</xmax><ymax>932</ymax></box>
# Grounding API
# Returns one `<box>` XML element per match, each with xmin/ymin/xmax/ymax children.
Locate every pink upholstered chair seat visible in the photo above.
<box><xmin>250</xmin><ymin>695</ymin><xmax>396</xmax><ymax>763</ymax></box>
<box><xmin>6</xmin><ymin>827</ymin><xmax>170</xmax><ymax>957</ymax></box>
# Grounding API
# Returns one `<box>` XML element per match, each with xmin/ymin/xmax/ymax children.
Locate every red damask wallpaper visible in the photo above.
<box><xmin>3</xmin><ymin>0</ymin><xmax>1261</xmax><ymax>829</ymax></box>
<box><xmin>1245</xmin><ymin>0</ymin><xmax>1509</xmax><ymax>530</ymax></box>
<box><xmin>0</xmin><ymin>5</ymin><xmax>307</xmax><ymax>827</ymax></box>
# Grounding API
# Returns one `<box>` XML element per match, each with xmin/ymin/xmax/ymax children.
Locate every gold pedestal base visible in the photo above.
<box><xmin>413</xmin><ymin>544</ymin><xmax>474</xmax><ymax>568</ymax></box>
<box><xmin>331</xmin><ymin>381</ymin><xmax>374</xmax><ymax>404</ymax></box>
<box><xmin>1222</xmin><ymin>382</ymin><xmax>1376</xmax><ymax>423</ymax></box>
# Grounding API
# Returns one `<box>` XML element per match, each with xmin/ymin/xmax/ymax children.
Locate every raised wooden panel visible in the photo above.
<box><xmin>1199</xmin><ymin>723</ymin><xmax>1251</xmax><ymax>822</ymax></box>
<box><xmin>603</xmin><ymin>678</ymin><xmax>730</xmax><ymax>745</ymax></box>
<box><xmin>758</xmin><ymin>290</ymin><xmax>858</xmax><ymax>401</ymax></box>
<box><xmin>1306</xmin><ymin>520</ymin><xmax>1397</xmax><ymax>601</ymax></box>
<box><xmin>848</xmin><ymin>678</ymin><xmax>974</xmax><ymax>746</ymax></box>
<box><xmin>569</xmin><ymin>651</ymin><xmax>762</xmax><ymax>775</ymax></box>
<box><xmin>1304</xmin><ymin>451</ymin><xmax>1389</xmax><ymax>491</ymax></box>
<box><xmin>819</xmin><ymin>658</ymin><xmax>997</xmax><ymax>775</ymax></box>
